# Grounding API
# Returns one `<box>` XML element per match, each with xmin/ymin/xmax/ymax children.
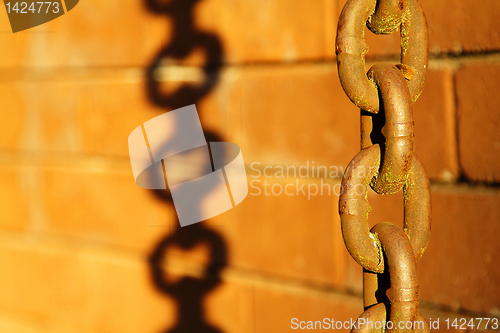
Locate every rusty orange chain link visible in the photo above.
<box><xmin>336</xmin><ymin>0</ymin><xmax>431</xmax><ymax>331</ymax></box>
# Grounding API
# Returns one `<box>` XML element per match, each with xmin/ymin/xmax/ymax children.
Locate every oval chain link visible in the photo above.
<box><xmin>336</xmin><ymin>0</ymin><xmax>432</xmax><ymax>331</ymax></box>
<box><xmin>336</xmin><ymin>0</ymin><xmax>429</xmax><ymax>113</ymax></box>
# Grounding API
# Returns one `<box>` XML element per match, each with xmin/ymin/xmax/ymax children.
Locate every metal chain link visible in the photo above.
<box><xmin>336</xmin><ymin>0</ymin><xmax>431</xmax><ymax>331</ymax></box>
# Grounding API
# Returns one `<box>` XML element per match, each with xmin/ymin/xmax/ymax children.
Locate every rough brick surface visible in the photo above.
<box><xmin>198</xmin><ymin>0</ymin><xmax>337</xmax><ymax>63</ymax></box>
<box><xmin>418</xmin><ymin>186</ymin><xmax>500</xmax><ymax>314</ymax></box>
<box><xmin>456</xmin><ymin>63</ymin><xmax>500</xmax><ymax>183</ymax></box>
<box><xmin>254</xmin><ymin>288</ymin><xmax>362</xmax><ymax>333</ymax></box>
<box><xmin>236</xmin><ymin>64</ymin><xmax>359</xmax><ymax>170</ymax></box>
<box><xmin>213</xmin><ymin>177</ymin><xmax>346</xmax><ymax>288</ymax></box>
<box><xmin>1</xmin><ymin>0</ymin><xmax>499</xmax><ymax>330</ymax></box>
<box><xmin>337</xmin><ymin>0</ymin><xmax>500</xmax><ymax>56</ymax></box>
<box><xmin>421</xmin><ymin>0</ymin><xmax>500</xmax><ymax>54</ymax></box>
<box><xmin>0</xmin><ymin>0</ymin><xmax>336</xmax><ymax>69</ymax></box>
<box><xmin>414</xmin><ymin>69</ymin><xmax>459</xmax><ymax>181</ymax></box>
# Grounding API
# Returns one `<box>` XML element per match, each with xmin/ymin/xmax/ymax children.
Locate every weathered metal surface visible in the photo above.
<box><xmin>366</xmin><ymin>64</ymin><xmax>414</xmax><ymax>195</ymax></box>
<box><xmin>354</xmin><ymin>223</ymin><xmax>431</xmax><ymax>333</ymax></box>
<box><xmin>336</xmin><ymin>0</ymin><xmax>431</xmax><ymax>330</ymax></box>
<box><xmin>373</xmin><ymin>222</ymin><xmax>419</xmax><ymax>333</ymax></box>
<box><xmin>339</xmin><ymin>145</ymin><xmax>431</xmax><ymax>272</ymax></box>
<box><xmin>367</xmin><ymin>0</ymin><xmax>405</xmax><ymax>34</ymax></box>
<box><xmin>336</xmin><ymin>0</ymin><xmax>429</xmax><ymax>112</ymax></box>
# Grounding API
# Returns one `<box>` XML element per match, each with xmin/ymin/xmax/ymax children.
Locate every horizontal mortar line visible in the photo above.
<box><xmin>0</xmin><ymin>228</ymin><xmax>146</xmax><ymax>263</ymax></box>
<box><xmin>149</xmin><ymin>255</ymin><xmax>500</xmax><ymax>320</ymax></box>
<box><xmin>0</xmin><ymin>226</ymin><xmax>496</xmax><ymax>320</ymax></box>
<box><xmin>0</xmin><ymin>228</ymin><xmax>362</xmax><ymax>304</ymax></box>
<box><xmin>0</xmin><ymin>305</ymin><xmax>110</xmax><ymax>333</ymax></box>
<box><xmin>3</xmin><ymin>51</ymin><xmax>500</xmax><ymax>82</ymax></box>
<box><xmin>0</xmin><ymin>151</ymin><xmax>498</xmax><ymax>192</ymax></box>
<box><xmin>0</xmin><ymin>150</ymin><xmax>132</xmax><ymax>171</ymax></box>
<box><xmin>430</xmin><ymin>181</ymin><xmax>500</xmax><ymax>193</ymax></box>
<box><xmin>420</xmin><ymin>302</ymin><xmax>500</xmax><ymax>323</ymax></box>
<box><xmin>0</xmin><ymin>295</ymin><xmax>114</xmax><ymax>332</ymax></box>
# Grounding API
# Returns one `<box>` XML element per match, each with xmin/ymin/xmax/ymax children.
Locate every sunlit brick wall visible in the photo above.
<box><xmin>0</xmin><ymin>1</ymin><xmax>499</xmax><ymax>332</ymax></box>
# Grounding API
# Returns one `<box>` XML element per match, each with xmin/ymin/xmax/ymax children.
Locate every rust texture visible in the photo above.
<box><xmin>353</xmin><ymin>224</ymin><xmax>431</xmax><ymax>333</ymax></box>
<box><xmin>336</xmin><ymin>0</ymin><xmax>428</xmax><ymax>112</ymax></box>
<box><xmin>339</xmin><ymin>145</ymin><xmax>431</xmax><ymax>272</ymax></box>
<box><xmin>336</xmin><ymin>0</ymin><xmax>432</xmax><ymax>331</ymax></box>
<box><xmin>367</xmin><ymin>0</ymin><xmax>405</xmax><ymax>34</ymax></box>
<box><xmin>366</xmin><ymin>64</ymin><xmax>414</xmax><ymax>195</ymax></box>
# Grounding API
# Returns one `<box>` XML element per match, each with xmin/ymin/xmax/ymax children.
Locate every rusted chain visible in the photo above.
<box><xmin>367</xmin><ymin>0</ymin><xmax>405</xmax><ymax>34</ymax></box>
<box><xmin>336</xmin><ymin>0</ymin><xmax>431</xmax><ymax>331</ymax></box>
<box><xmin>366</xmin><ymin>64</ymin><xmax>414</xmax><ymax>194</ymax></box>
<box><xmin>336</xmin><ymin>0</ymin><xmax>428</xmax><ymax>112</ymax></box>
<box><xmin>352</xmin><ymin>222</ymin><xmax>430</xmax><ymax>333</ymax></box>
<box><xmin>339</xmin><ymin>145</ymin><xmax>431</xmax><ymax>273</ymax></box>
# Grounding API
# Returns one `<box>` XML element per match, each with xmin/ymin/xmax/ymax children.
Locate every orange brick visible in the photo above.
<box><xmin>4</xmin><ymin>64</ymin><xmax>361</xmax><ymax>167</ymax></box>
<box><xmin>418</xmin><ymin>186</ymin><xmax>500</xmax><ymax>314</ymax></box>
<box><xmin>0</xmin><ymin>308</ymin><xmax>97</xmax><ymax>333</ymax></box>
<box><xmin>0</xmin><ymin>0</ymin><xmax>336</xmax><ymax>69</ymax></box>
<box><xmin>0</xmin><ymin>232</ymin><xmax>252</xmax><ymax>333</ymax></box>
<box><xmin>414</xmin><ymin>69</ymin><xmax>458</xmax><ymax>181</ymax></box>
<box><xmin>0</xmin><ymin>166</ymin><xmax>30</xmax><ymax>231</ymax></box>
<box><xmin>197</xmin><ymin>0</ymin><xmax>337</xmax><ymax>63</ymax></box>
<box><xmin>236</xmin><ymin>64</ymin><xmax>359</xmax><ymax>170</ymax></box>
<box><xmin>0</xmin><ymin>235</ymin><xmax>104</xmax><ymax>327</ymax></box>
<box><xmin>0</xmin><ymin>0</ymin><xmax>167</xmax><ymax>69</ymax></box>
<box><xmin>0</xmin><ymin>76</ymin><xmax>177</xmax><ymax>157</ymax></box>
<box><xmin>337</xmin><ymin>0</ymin><xmax>500</xmax><ymax>56</ymax></box>
<box><xmin>210</xmin><ymin>177</ymin><xmax>347</xmax><ymax>288</ymax></box>
<box><xmin>335</xmin><ymin>184</ymin><xmax>500</xmax><ymax>314</ymax></box>
<box><xmin>337</xmin><ymin>184</ymin><xmax>500</xmax><ymax>314</ymax></box>
<box><xmin>456</xmin><ymin>62</ymin><xmax>500</xmax><ymax>183</ymax></box>
<box><xmin>41</xmin><ymin>166</ymin><xmax>176</xmax><ymax>253</ymax></box>
<box><xmin>337</xmin><ymin>187</ymin><xmax>405</xmax><ymax>295</ymax></box>
<box><xmin>335</xmin><ymin>0</ymin><xmax>408</xmax><ymax>58</ymax></box>
<box><xmin>254</xmin><ymin>287</ymin><xmax>362</xmax><ymax>333</ymax></box>
<box><xmin>0</xmin><ymin>84</ymin><xmax>24</xmax><ymax>150</ymax></box>
<box><xmin>420</xmin><ymin>0</ymin><xmax>500</xmax><ymax>54</ymax></box>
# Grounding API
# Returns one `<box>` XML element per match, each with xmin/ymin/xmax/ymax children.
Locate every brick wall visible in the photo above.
<box><xmin>1</xmin><ymin>0</ymin><xmax>499</xmax><ymax>332</ymax></box>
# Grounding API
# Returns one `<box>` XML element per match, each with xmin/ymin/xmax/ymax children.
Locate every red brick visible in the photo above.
<box><xmin>418</xmin><ymin>186</ymin><xmax>500</xmax><ymax>314</ymax></box>
<box><xmin>339</xmin><ymin>187</ymin><xmax>405</xmax><ymax>295</ymax></box>
<box><xmin>254</xmin><ymin>287</ymin><xmax>362</xmax><ymax>333</ymax></box>
<box><xmin>0</xmin><ymin>166</ymin><xmax>30</xmax><ymax>231</ymax></box>
<box><xmin>0</xmin><ymin>84</ymin><xmax>24</xmax><ymax>150</ymax></box>
<box><xmin>414</xmin><ymin>69</ymin><xmax>458</xmax><ymax>181</ymax></box>
<box><xmin>337</xmin><ymin>0</ymin><xmax>500</xmax><ymax>56</ymax></box>
<box><xmin>211</xmin><ymin>176</ymin><xmax>347</xmax><ymax>288</ymax></box>
<box><xmin>336</xmin><ymin>0</ymin><xmax>407</xmax><ymax>57</ymax></box>
<box><xmin>420</xmin><ymin>0</ymin><xmax>500</xmax><ymax>54</ymax></box>
<box><xmin>337</xmin><ymin>183</ymin><xmax>500</xmax><ymax>314</ymax></box>
<box><xmin>199</xmin><ymin>0</ymin><xmax>337</xmax><ymax>63</ymax></box>
<box><xmin>41</xmin><ymin>166</ymin><xmax>176</xmax><ymax>253</ymax></box>
<box><xmin>0</xmin><ymin>232</ymin><xmax>252</xmax><ymax>333</ymax></box>
<box><xmin>0</xmin><ymin>1</ymin><xmax>166</xmax><ymax>69</ymax></box>
<box><xmin>0</xmin><ymin>0</ymin><xmax>336</xmax><ymax>70</ymax></box>
<box><xmin>236</xmin><ymin>64</ymin><xmax>359</xmax><ymax>170</ymax></box>
<box><xmin>456</xmin><ymin>62</ymin><xmax>500</xmax><ymax>183</ymax></box>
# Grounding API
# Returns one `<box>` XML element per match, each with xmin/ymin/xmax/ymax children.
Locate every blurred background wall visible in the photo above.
<box><xmin>0</xmin><ymin>0</ymin><xmax>499</xmax><ymax>332</ymax></box>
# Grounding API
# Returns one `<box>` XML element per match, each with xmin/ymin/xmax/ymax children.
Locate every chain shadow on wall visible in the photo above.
<box><xmin>144</xmin><ymin>0</ymin><xmax>227</xmax><ymax>332</ymax></box>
